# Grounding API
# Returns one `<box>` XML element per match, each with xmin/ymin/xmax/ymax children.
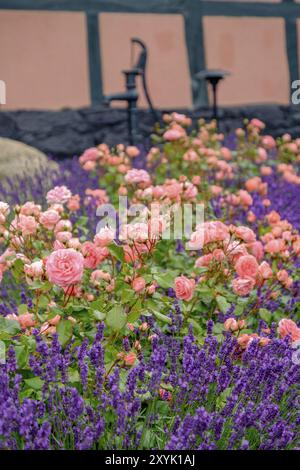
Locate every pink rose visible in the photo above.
<box><xmin>203</xmin><ymin>221</ymin><xmax>229</xmax><ymax>245</ymax></box>
<box><xmin>20</xmin><ymin>201</ymin><xmax>40</xmax><ymax>217</ymax></box>
<box><xmin>174</xmin><ymin>275</ymin><xmax>195</xmax><ymax>301</ymax></box>
<box><xmin>94</xmin><ymin>227</ymin><xmax>115</xmax><ymax>247</ymax></box>
<box><xmin>124</xmin><ymin>352</ymin><xmax>137</xmax><ymax>366</ymax></box>
<box><xmin>125</xmin><ymin>169</ymin><xmax>151</xmax><ymax>186</ymax></box>
<box><xmin>17</xmin><ymin>215</ymin><xmax>38</xmax><ymax>237</ymax></box>
<box><xmin>232</xmin><ymin>277</ymin><xmax>255</xmax><ymax>296</ymax></box>
<box><xmin>90</xmin><ymin>269</ymin><xmax>111</xmax><ymax>285</ymax></box>
<box><xmin>24</xmin><ymin>260</ymin><xmax>44</xmax><ymax>279</ymax></box>
<box><xmin>262</xmin><ymin>135</ymin><xmax>276</xmax><ymax>149</ymax></box>
<box><xmin>245</xmin><ymin>177</ymin><xmax>262</xmax><ymax>192</ymax></box>
<box><xmin>81</xmin><ymin>242</ymin><xmax>105</xmax><ymax>269</ymax></box>
<box><xmin>46</xmin><ymin>248</ymin><xmax>84</xmax><ymax>287</ymax></box>
<box><xmin>195</xmin><ymin>254</ymin><xmax>213</xmax><ymax>268</ymax></box>
<box><xmin>234</xmin><ymin>226</ymin><xmax>256</xmax><ymax>244</ymax></box>
<box><xmin>55</xmin><ymin>220</ymin><xmax>72</xmax><ymax>233</ymax></box>
<box><xmin>258</xmin><ymin>261</ymin><xmax>273</xmax><ymax>280</ymax></box>
<box><xmin>40</xmin><ymin>209</ymin><xmax>60</xmax><ymax>230</ymax></box>
<box><xmin>264</xmin><ymin>239</ymin><xmax>286</xmax><ymax>254</ymax></box>
<box><xmin>235</xmin><ymin>255</ymin><xmax>259</xmax><ymax>279</ymax></box>
<box><xmin>237</xmin><ymin>333</ymin><xmax>257</xmax><ymax>349</ymax></box>
<box><xmin>18</xmin><ymin>313</ymin><xmax>35</xmax><ymax>329</ymax></box>
<box><xmin>266</xmin><ymin>211</ymin><xmax>281</xmax><ymax>225</ymax></box>
<box><xmin>184</xmin><ymin>184</ymin><xmax>198</xmax><ymax>200</ymax></box>
<box><xmin>56</xmin><ymin>231</ymin><xmax>73</xmax><ymax>243</ymax></box>
<box><xmin>224</xmin><ymin>318</ymin><xmax>238</xmax><ymax>332</ymax></box>
<box><xmin>163</xmin><ymin>129</ymin><xmax>183</xmax><ymax>141</ymax></box>
<box><xmin>250</xmin><ymin>118</ymin><xmax>265</xmax><ymax>130</ymax></box>
<box><xmin>277</xmin><ymin>269</ymin><xmax>289</xmax><ymax>283</ymax></box>
<box><xmin>46</xmin><ymin>186</ymin><xmax>72</xmax><ymax>205</ymax></box>
<box><xmin>79</xmin><ymin>147</ymin><xmax>99</xmax><ymax>164</ymax></box>
<box><xmin>247</xmin><ymin>241</ymin><xmax>264</xmax><ymax>261</ymax></box>
<box><xmin>67</xmin><ymin>195</ymin><xmax>80</xmax><ymax>212</ymax></box>
<box><xmin>238</xmin><ymin>190</ymin><xmax>253</xmax><ymax>207</ymax></box>
<box><xmin>126</xmin><ymin>146</ymin><xmax>140</xmax><ymax>158</ymax></box>
<box><xmin>132</xmin><ymin>276</ymin><xmax>146</xmax><ymax>293</ymax></box>
<box><xmin>278</xmin><ymin>319</ymin><xmax>300</xmax><ymax>342</ymax></box>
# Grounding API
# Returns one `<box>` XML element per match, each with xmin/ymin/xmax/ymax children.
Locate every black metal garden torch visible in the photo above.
<box><xmin>195</xmin><ymin>69</ymin><xmax>230</xmax><ymax>121</ymax></box>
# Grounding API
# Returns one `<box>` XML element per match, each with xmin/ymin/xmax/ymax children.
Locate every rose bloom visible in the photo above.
<box><xmin>56</xmin><ymin>231</ymin><xmax>73</xmax><ymax>243</ymax></box>
<box><xmin>247</xmin><ymin>241</ymin><xmax>264</xmax><ymax>261</ymax></box>
<box><xmin>245</xmin><ymin>176</ymin><xmax>262</xmax><ymax>192</ymax></box>
<box><xmin>262</xmin><ymin>135</ymin><xmax>276</xmax><ymax>149</ymax></box>
<box><xmin>250</xmin><ymin>118</ymin><xmax>265</xmax><ymax>130</ymax></box>
<box><xmin>94</xmin><ymin>226</ymin><xmax>115</xmax><ymax>247</ymax></box>
<box><xmin>261</xmin><ymin>166</ymin><xmax>273</xmax><ymax>176</ymax></box>
<box><xmin>174</xmin><ymin>275</ymin><xmax>195</xmax><ymax>301</ymax></box>
<box><xmin>0</xmin><ymin>201</ymin><xmax>10</xmax><ymax>217</ymax></box>
<box><xmin>46</xmin><ymin>186</ymin><xmax>72</xmax><ymax>205</ymax></box>
<box><xmin>235</xmin><ymin>255</ymin><xmax>259</xmax><ymax>279</ymax></box>
<box><xmin>163</xmin><ymin>128</ymin><xmax>184</xmax><ymax>141</ymax></box>
<box><xmin>258</xmin><ymin>261</ymin><xmax>273</xmax><ymax>280</ymax></box>
<box><xmin>188</xmin><ymin>229</ymin><xmax>205</xmax><ymax>250</ymax></box>
<box><xmin>18</xmin><ymin>313</ymin><xmax>35</xmax><ymax>329</ymax></box>
<box><xmin>125</xmin><ymin>169</ymin><xmax>151</xmax><ymax>186</ymax></box>
<box><xmin>126</xmin><ymin>146</ymin><xmax>140</xmax><ymax>158</ymax></box>
<box><xmin>232</xmin><ymin>277</ymin><xmax>255</xmax><ymax>296</ymax></box>
<box><xmin>132</xmin><ymin>276</ymin><xmax>146</xmax><ymax>293</ymax></box>
<box><xmin>237</xmin><ymin>333</ymin><xmax>257</xmax><ymax>349</ymax></box>
<box><xmin>202</xmin><ymin>221</ymin><xmax>229</xmax><ymax>245</ymax></box>
<box><xmin>234</xmin><ymin>226</ymin><xmax>256</xmax><ymax>244</ymax></box>
<box><xmin>124</xmin><ymin>352</ymin><xmax>137</xmax><ymax>366</ymax></box>
<box><xmin>83</xmin><ymin>161</ymin><xmax>97</xmax><ymax>172</ymax></box>
<box><xmin>20</xmin><ymin>201</ymin><xmax>41</xmax><ymax>217</ymax></box>
<box><xmin>17</xmin><ymin>215</ymin><xmax>38</xmax><ymax>237</ymax></box>
<box><xmin>195</xmin><ymin>254</ymin><xmax>213</xmax><ymax>268</ymax></box>
<box><xmin>264</xmin><ymin>238</ymin><xmax>286</xmax><ymax>254</ymax></box>
<box><xmin>224</xmin><ymin>318</ymin><xmax>239</xmax><ymax>332</ymax></box>
<box><xmin>238</xmin><ymin>190</ymin><xmax>253</xmax><ymax>207</ymax></box>
<box><xmin>55</xmin><ymin>220</ymin><xmax>72</xmax><ymax>233</ymax></box>
<box><xmin>24</xmin><ymin>260</ymin><xmax>44</xmax><ymax>279</ymax></box>
<box><xmin>90</xmin><ymin>269</ymin><xmax>111</xmax><ymax>285</ymax></box>
<box><xmin>278</xmin><ymin>319</ymin><xmax>300</xmax><ymax>342</ymax></box>
<box><xmin>266</xmin><ymin>210</ymin><xmax>281</xmax><ymax>225</ymax></box>
<box><xmin>67</xmin><ymin>195</ymin><xmax>80</xmax><ymax>212</ymax></box>
<box><xmin>81</xmin><ymin>241</ymin><xmax>105</xmax><ymax>269</ymax></box>
<box><xmin>39</xmin><ymin>209</ymin><xmax>60</xmax><ymax>230</ymax></box>
<box><xmin>79</xmin><ymin>147</ymin><xmax>99</xmax><ymax>164</ymax></box>
<box><xmin>46</xmin><ymin>248</ymin><xmax>84</xmax><ymax>288</ymax></box>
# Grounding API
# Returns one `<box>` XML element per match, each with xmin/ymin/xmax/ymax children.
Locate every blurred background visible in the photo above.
<box><xmin>0</xmin><ymin>0</ymin><xmax>300</xmax><ymax>156</ymax></box>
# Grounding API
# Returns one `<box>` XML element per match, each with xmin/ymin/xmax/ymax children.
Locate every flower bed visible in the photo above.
<box><xmin>0</xmin><ymin>114</ymin><xmax>299</xmax><ymax>450</ymax></box>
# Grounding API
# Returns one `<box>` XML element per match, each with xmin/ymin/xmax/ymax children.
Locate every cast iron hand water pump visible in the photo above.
<box><xmin>103</xmin><ymin>38</ymin><xmax>158</xmax><ymax>145</ymax></box>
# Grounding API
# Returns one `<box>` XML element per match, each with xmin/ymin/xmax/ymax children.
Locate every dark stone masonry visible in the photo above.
<box><xmin>1</xmin><ymin>104</ymin><xmax>300</xmax><ymax>158</ymax></box>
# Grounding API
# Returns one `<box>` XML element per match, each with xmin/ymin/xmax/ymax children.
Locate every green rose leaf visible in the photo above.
<box><xmin>106</xmin><ymin>305</ymin><xmax>127</xmax><ymax>331</ymax></box>
<box><xmin>216</xmin><ymin>295</ymin><xmax>231</xmax><ymax>314</ymax></box>
<box><xmin>25</xmin><ymin>377</ymin><xmax>44</xmax><ymax>390</ymax></box>
<box><xmin>57</xmin><ymin>319</ymin><xmax>73</xmax><ymax>346</ymax></box>
<box><xmin>0</xmin><ymin>317</ymin><xmax>21</xmax><ymax>335</ymax></box>
<box><xmin>108</xmin><ymin>243</ymin><xmax>124</xmax><ymax>263</ymax></box>
<box><xmin>259</xmin><ymin>308</ymin><xmax>272</xmax><ymax>323</ymax></box>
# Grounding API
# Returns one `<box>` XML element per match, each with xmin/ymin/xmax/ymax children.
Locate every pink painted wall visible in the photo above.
<box><xmin>0</xmin><ymin>10</ymin><xmax>90</xmax><ymax>110</ymax></box>
<box><xmin>203</xmin><ymin>17</ymin><xmax>290</xmax><ymax>105</ymax></box>
<box><xmin>0</xmin><ymin>10</ymin><xmax>292</xmax><ymax>109</ymax></box>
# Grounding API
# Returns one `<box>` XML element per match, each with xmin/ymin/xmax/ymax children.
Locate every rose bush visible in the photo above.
<box><xmin>0</xmin><ymin>114</ymin><xmax>299</xmax><ymax>449</ymax></box>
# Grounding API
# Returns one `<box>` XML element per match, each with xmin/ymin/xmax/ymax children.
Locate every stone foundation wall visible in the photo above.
<box><xmin>1</xmin><ymin>105</ymin><xmax>300</xmax><ymax>158</ymax></box>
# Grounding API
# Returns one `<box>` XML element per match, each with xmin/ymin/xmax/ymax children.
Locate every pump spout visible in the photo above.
<box><xmin>103</xmin><ymin>90</ymin><xmax>138</xmax><ymax>107</ymax></box>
